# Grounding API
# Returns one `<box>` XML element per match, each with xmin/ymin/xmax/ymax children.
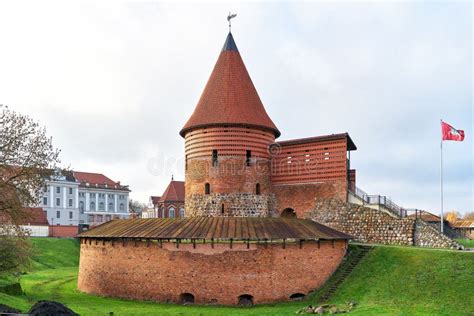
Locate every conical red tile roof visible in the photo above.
<box><xmin>180</xmin><ymin>33</ymin><xmax>280</xmax><ymax>138</ymax></box>
<box><xmin>159</xmin><ymin>181</ymin><xmax>185</xmax><ymax>202</ymax></box>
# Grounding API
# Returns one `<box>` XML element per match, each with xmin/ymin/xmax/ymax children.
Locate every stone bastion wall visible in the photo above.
<box><xmin>308</xmin><ymin>198</ymin><xmax>461</xmax><ymax>249</ymax></box>
<box><xmin>77</xmin><ymin>239</ymin><xmax>347</xmax><ymax>305</ymax></box>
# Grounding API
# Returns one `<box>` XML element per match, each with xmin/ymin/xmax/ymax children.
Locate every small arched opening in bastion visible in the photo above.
<box><xmin>238</xmin><ymin>294</ymin><xmax>254</xmax><ymax>306</ymax></box>
<box><xmin>281</xmin><ymin>208</ymin><xmax>297</xmax><ymax>218</ymax></box>
<box><xmin>179</xmin><ymin>293</ymin><xmax>195</xmax><ymax>305</ymax></box>
<box><xmin>289</xmin><ymin>293</ymin><xmax>306</xmax><ymax>301</ymax></box>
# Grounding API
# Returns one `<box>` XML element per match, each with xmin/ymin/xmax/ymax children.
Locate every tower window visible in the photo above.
<box><xmin>205</xmin><ymin>183</ymin><xmax>210</xmax><ymax>195</ymax></box>
<box><xmin>246</xmin><ymin>150</ymin><xmax>251</xmax><ymax>166</ymax></box>
<box><xmin>212</xmin><ymin>150</ymin><xmax>218</xmax><ymax>167</ymax></box>
<box><xmin>256</xmin><ymin>183</ymin><xmax>261</xmax><ymax>195</ymax></box>
<box><xmin>185</xmin><ymin>154</ymin><xmax>188</xmax><ymax>171</ymax></box>
<box><xmin>221</xmin><ymin>203</ymin><xmax>225</xmax><ymax>214</ymax></box>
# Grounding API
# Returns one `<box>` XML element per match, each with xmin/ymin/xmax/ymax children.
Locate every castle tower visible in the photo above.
<box><xmin>180</xmin><ymin>32</ymin><xmax>280</xmax><ymax>217</ymax></box>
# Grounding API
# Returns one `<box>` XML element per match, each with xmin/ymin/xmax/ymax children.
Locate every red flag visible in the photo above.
<box><xmin>441</xmin><ymin>121</ymin><xmax>465</xmax><ymax>141</ymax></box>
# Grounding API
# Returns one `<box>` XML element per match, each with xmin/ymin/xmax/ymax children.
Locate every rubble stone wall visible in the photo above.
<box><xmin>308</xmin><ymin>199</ymin><xmax>461</xmax><ymax>249</ymax></box>
<box><xmin>185</xmin><ymin>193</ymin><xmax>276</xmax><ymax>217</ymax></box>
<box><xmin>414</xmin><ymin>220</ymin><xmax>461</xmax><ymax>249</ymax></box>
<box><xmin>308</xmin><ymin>199</ymin><xmax>414</xmax><ymax>245</ymax></box>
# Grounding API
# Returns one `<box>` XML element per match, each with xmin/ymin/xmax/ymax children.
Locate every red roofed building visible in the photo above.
<box><xmin>450</xmin><ymin>220</ymin><xmax>474</xmax><ymax>239</ymax></box>
<box><xmin>182</xmin><ymin>33</ymin><xmax>357</xmax><ymax>218</ymax></box>
<box><xmin>145</xmin><ymin>179</ymin><xmax>185</xmax><ymax>218</ymax></box>
<box><xmin>73</xmin><ymin>171</ymin><xmax>129</xmax><ymax>190</ymax></box>
<box><xmin>38</xmin><ymin>169</ymin><xmax>131</xmax><ymax>236</ymax></box>
<box><xmin>21</xmin><ymin>207</ymin><xmax>49</xmax><ymax>237</ymax></box>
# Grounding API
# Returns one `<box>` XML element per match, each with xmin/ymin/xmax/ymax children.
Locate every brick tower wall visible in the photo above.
<box><xmin>269</xmin><ymin>137</ymin><xmax>350</xmax><ymax>217</ymax></box>
<box><xmin>78</xmin><ymin>239</ymin><xmax>347</xmax><ymax>305</ymax></box>
<box><xmin>184</xmin><ymin>126</ymin><xmax>275</xmax><ymax>217</ymax></box>
<box><xmin>272</xmin><ymin>181</ymin><xmax>347</xmax><ymax>218</ymax></box>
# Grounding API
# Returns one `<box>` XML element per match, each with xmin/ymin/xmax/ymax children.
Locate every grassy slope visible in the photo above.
<box><xmin>455</xmin><ymin>238</ymin><xmax>474</xmax><ymax>248</ymax></box>
<box><xmin>0</xmin><ymin>238</ymin><xmax>473</xmax><ymax>315</ymax></box>
<box><xmin>330</xmin><ymin>246</ymin><xmax>474</xmax><ymax>315</ymax></box>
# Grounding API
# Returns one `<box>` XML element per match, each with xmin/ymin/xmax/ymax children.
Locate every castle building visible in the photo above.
<box><xmin>181</xmin><ymin>33</ymin><xmax>356</xmax><ymax>218</ymax></box>
<box><xmin>77</xmin><ymin>31</ymin><xmax>352</xmax><ymax>306</ymax></box>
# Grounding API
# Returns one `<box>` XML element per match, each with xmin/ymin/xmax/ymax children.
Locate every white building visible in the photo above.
<box><xmin>41</xmin><ymin>170</ymin><xmax>130</xmax><ymax>229</ymax></box>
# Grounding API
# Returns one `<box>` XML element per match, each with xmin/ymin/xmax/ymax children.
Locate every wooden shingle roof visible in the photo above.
<box><xmin>78</xmin><ymin>217</ymin><xmax>351</xmax><ymax>241</ymax></box>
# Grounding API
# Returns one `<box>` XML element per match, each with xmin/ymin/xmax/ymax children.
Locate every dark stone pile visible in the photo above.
<box><xmin>28</xmin><ymin>300</ymin><xmax>78</xmax><ymax>316</ymax></box>
<box><xmin>0</xmin><ymin>303</ymin><xmax>21</xmax><ymax>315</ymax></box>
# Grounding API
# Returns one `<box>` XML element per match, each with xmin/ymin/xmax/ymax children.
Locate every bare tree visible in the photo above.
<box><xmin>0</xmin><ymin>105</ymin><xmax>60</xmax><ymax>273</ymax></box>
<box><xmin>444</xmin><ymin>211</ymin><xmax>460</xmax><ymax>224</ymax></box>
<box><xmin>129</xmin><ymin>199</ymin><xmax>147</xmax><ymax>217</ymax></box>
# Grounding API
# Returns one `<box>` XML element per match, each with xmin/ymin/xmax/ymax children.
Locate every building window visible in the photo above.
<box><xmin>119</xmin><ymin>203</ymin><xmax>124</xmax><ymax>211</ymax></box>
<box><xmin>90</xmin><ymin>201</ymin><xmax>96</xmax><ymax>210</ymax></box>
<box><xmin>105</xmin><ymin>215</ymin><xmax>111</xmax><ymax>222</ymax></box>
<box><xmin>99</xmin><ymin>202</ymin><xmax>104</xmax><ymax>211</ymax></box>
<box><xmin>43</xmin><ymin>197</ymin><xmax>48</xmax><ymax>206</ymax></box>
<box><xmin>246</xmin><ymin>150</ymin><xmax>251</xmax><ymax>166</ymax></box>
<box><xmin>68</xmin><ymin>199</ymin><xmax>73</xmax><ymax>207</ymax></box>
<box><xmin>88</xmin><ymin>215</ymin><xmax>94</xmax><ymax>222</ymax></box>
<box><xmin>79</xmin><ymin>201</ymin><xmax>84</xmax><ymax>213</ymax></box>
<box><xmin>97</xmin><ymin>215</ymin><xmax>103</xmax><ymax>222</ymax></box>
<box><xmin>108</xmin><ymin>203</ymin><xmax>113</xmax><ymax>211</ymax></box>
<box><xmin>108</xmin><ymin>194</ymin><xmax>113</xmax><ymax>198</ymax></box>
<box><xmin>56</xmin><ymin>211</ymin><xmax>60</xmax><ymax>218</ymax></box>
<box><xmin>205</xmin><ymin>183</ymin><xmax>210</xmax><ymax>195</ymax></box>
<box><xmin>56</xmin><ymin>186</ymin><xmax>60</xmax><ymax>194</ymax></box>
<box><xmin>212</xmin><ymin>149</ymin><xmax>218</xmax><ymax>167</ymax></box>
<box><xmin>185</xmin><ymin>154</ymin><xmax>188</xmax><ymax>171</ymax></box>
<box><xmin>256</xmin><ymin>183</ymin><xmax>261</xmax><ymax>195</ymax></box>
<box><xmin>69</xmin><ymin>211</ymin><xmax>73</xmax><ymax>219</ymax></box>
<box><xmin>56</xmin><ymin>198</ymin><xmax>60</xmax><ymax>206</ymax></box>
<box><xmin>69</xmin><ymin>188</ymin><xmax>73</xmax><ymax>195</ymax></box>
<box><xmin>169</xmin><ymin>207</ymin><xmax>175</xmax><ymax>218</ymax></box>
<box><xmin>179</xmin><ymin>207</ymin><xmax>185</xmax><ymax>218</ymax></box>
<box><xmin>90</xmin><ymin>193</ymin><xmax>95</xmax><ymax>198</ymax></box>
<box><xmin>44</xmin><ymin>210</ymin><xmax>47</xmax><ymax>219</ymax></box>
<box><xmin>43</xmin><ymin>185</ymin><xmax>48</xmax><ymax>192</ymax></box>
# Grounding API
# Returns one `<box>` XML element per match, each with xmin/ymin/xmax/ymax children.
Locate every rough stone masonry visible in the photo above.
<box><xmin>308</xmin><ymin>198</ymin><xmax>461</xmax><ymax>249</ymax></box>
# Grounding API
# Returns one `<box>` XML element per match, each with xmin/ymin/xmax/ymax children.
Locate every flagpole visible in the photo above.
<box><xmin>440</xmin><ymin>119</ymin><xmax>444</xmax><ymax>233</ymax></box>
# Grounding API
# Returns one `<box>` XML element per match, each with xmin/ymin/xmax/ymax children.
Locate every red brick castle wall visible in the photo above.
<box><xmin>78</xmin><ymin>239</ymin><xmax>347</xmax><ymax>305</ymax></box>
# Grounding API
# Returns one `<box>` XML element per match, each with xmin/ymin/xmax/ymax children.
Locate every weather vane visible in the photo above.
<box><xmin>227</xmin><ymin>12</ymin><xmax>237</xmax><ymax>32</ymax></box>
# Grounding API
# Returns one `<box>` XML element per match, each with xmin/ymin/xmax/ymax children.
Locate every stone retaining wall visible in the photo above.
<box><xmin>308</xmin><ymin>199</ymin><xmax>414</xmax><ymax>245</ymax></box>
<box><xmin>414</xmin><ymin>220</ymin><xmax>460</xmax><ymax>248</ymax></box>
<box><xmin>307</xmin><ymin>198</ymin><xmax>462</xmax><ymax>249</ymax></box>
<box><xmin>185</xmin><ymin>193</ymin><xmax>276</xmax><ymax>217</ymax></box>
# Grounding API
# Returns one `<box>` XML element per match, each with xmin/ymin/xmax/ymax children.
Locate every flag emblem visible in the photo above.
<box><xmin>441</xmin><ymin>121</ymin><xmax>465</xmax><ymax>141</ymax></box>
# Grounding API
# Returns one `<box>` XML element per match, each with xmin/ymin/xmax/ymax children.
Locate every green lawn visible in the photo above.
<box><xmin>0</xmin><ymin>238</ymin><xmax>473</xmax><ymax>315</ymax></box>
<box><xmin>455</xmin><ymin>238</ymin><xmax>474</xmax><ymax>248</ymax></box>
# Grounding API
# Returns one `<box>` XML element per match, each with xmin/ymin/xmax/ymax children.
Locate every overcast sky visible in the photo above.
<box><xmin>1</xmin><ymin>1</ymin><xmax>472</xmax><ymax>214</ymax></box>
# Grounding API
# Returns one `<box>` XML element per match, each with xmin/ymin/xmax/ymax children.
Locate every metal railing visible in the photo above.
<box><xmin>350</xmin><ymin>186</ymin><xmax>408</xmax><ymax>218</ymax></box>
